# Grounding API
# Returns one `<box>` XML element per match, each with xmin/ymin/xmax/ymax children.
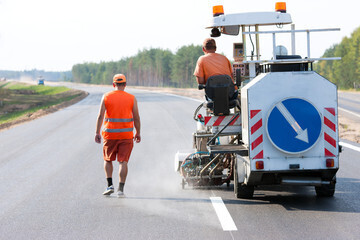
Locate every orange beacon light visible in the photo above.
<box><xmin>213</xmin><ymin>5</ymin><xmax>224</xmax><ymax>17</ymax></box>
<box><xmin>275</xmin><ymin>2</ymin><xmax>286</xmax><ymax>13</ymax></box>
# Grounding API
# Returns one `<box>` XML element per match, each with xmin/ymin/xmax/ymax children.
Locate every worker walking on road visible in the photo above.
<box><xmin>95</xmin><ymin>74</ymin><xmax>141</xmax><ymax>197</ymax></box>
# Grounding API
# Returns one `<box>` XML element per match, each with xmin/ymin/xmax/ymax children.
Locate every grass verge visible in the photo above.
<box><xmin>6</xmin><ymin>84</ymin><xmax>70</xmax><ymax>95</ymax></box>
<box><xmin>0</xmin><ymin>81</ymin><xmax>88</xmax><ymax>129</ymax></box>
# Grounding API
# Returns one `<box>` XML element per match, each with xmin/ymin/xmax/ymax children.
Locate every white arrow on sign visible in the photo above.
<box><xmin>275</xmin><ymin>102</ymin><xmax>309</xmax><ymax>143</ymax></box>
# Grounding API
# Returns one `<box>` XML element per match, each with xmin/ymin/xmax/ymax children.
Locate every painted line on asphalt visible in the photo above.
<box><xmin>340</xmin><ymin>141</ymin><xmax>360</xmax><ymax>153</ymax></box>
<box><xmin>338</xmin><ymin>107</ymin><xmax>360</xmax><ymax>119</ymax></box>
<box><xmin>210</xmin><ymin>197</ymin><xmax>237</xmax><ymax>231</ymax></box>
<box><xmin>162</xmin><ymin>92</ymin><xmax>203</xmax><ymax>103</ymax></box>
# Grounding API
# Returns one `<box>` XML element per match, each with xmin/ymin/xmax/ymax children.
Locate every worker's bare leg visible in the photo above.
<box><xmin>119</xmin><ymin>161</ymin><xmax>128</xmax><ymax>183</ymax></box>
<box><xmin>104</xmin><ymin>161</ymin><xmax>113</xmax><ymax>178</ymax></box>
<box><xmin>103</xmin><ymin>160</ymin><xmax>114</xmax><ymax>195</ymax></box>
<box><xmin>117</xmin><ymin>161</ymin><xmax>128</xmax><ymax>195</ymax></box>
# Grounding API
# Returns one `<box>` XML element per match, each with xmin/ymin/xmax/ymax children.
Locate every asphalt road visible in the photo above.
<box><xmin>1</xmin><ymin>84</ymin><xmax>360</xmax><ymax>240</ymax></box>
<box><xmin>338</xmin><ymin>91</ymin><xmax>360</xmax><ymax>120</ymax></box>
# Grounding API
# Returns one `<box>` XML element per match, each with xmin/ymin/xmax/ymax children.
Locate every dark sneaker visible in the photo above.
<box><xmin>103</xmin><ymin>185</ymin><xmax>114</xmax><ymax>195</ymax></box>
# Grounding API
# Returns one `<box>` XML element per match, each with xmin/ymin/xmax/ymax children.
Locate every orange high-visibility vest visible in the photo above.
<box><xmin>102</xmin><ymin>91</ymin><xmax>135</xmax><ymax>140</ymax></box>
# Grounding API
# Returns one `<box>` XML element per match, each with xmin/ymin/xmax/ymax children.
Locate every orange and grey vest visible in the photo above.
<box><xmin>102</xmin><ymin>91</ymin><xmax>134</xmax><ymax>140</ymax></box>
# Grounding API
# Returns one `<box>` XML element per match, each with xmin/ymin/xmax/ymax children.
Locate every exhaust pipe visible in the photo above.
<box><xmin>281</xmin><ymin>177</ymin><xmax>330</xmax><ymax>187</ymax></box>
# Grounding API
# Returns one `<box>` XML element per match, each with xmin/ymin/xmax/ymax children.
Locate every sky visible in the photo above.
<box><xmin>0</xmin><ymin>0</ymin><xmax>358</xmax><ymax>72</ymax></box>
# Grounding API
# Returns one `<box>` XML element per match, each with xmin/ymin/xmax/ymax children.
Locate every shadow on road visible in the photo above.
<box><xmin>102</xmin><ymin>177</ymin><xmax>360</xmax><ymax>214</ymax></box>
<box><xmin>222</xmin><ymin>177</ymin><xmax>360</xmax><ymax>213</ymax></box>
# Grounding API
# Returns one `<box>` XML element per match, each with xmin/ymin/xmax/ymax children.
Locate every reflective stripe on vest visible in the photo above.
<box><xmin>103</xmin><ymin>127</ymin><xmax>134</xmax><ymax>133</ymax></box>
<box><xmin>105</xmin><ymin>118</ymin><xmax>134</xmax><ymax>123</ymax></box>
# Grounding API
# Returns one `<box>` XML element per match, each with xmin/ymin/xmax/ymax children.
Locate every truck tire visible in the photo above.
<box><xmin>236</xmin><ymin>183</ymin><xmax>254</xmax><ymax>199</ymax></box>
<box><xmin>315</xmin><ymin>177</ymin><xmax>336</xmax><ymax>197</ymax></box>
<box><xmin>234</xmin><ymin>161</ymin><xmax>254</xmax><ymax>199</ymax></box>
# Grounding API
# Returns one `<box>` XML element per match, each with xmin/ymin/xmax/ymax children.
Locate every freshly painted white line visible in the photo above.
<box><xmin>136</xmin><ymin>88</ymin><xmax>204</xmax><ymax>103</ymax></box>
<box><xmin>338</xmin><ymin>107</ymin><xmax>360</xmax><ymax>119</ymax></box>
<box><xmin>162</xmin><ymin>92</ymin><xmax>204</xmax><ymax>103</ymax></box>
<box><xmin>339</xmin><ymin>141</ymin><xmax>360</xmax><ymax>153</ymax></box>
<box><xmin>210</xmin><ymin>197</ymin><xmax>237</xmax><ymax>231</ymax></box>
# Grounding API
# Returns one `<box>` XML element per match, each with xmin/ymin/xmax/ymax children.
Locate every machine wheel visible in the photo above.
<box><xmin>236</xmin><ymin>183</ymin><xmax>254</xmax><ymax>199</ymax></box>
<box><xmin>234</xmin><ymin>160</ymin><xmax>254</xmax><ymax>199</ymax></box>
<box><xmin>226</xmin><ymin>180</ymin><xmax>230</xmax><ymax>187</ymax></box>
<box><xmin>315</xmin><ymin>177</ymin><xmax>336</xmax><ymax>197</ymax></box>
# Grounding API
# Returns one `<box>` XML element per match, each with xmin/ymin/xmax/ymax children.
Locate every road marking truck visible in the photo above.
<box><xmin>175</xmin><ymin>2</ymin><xmax>341</xmax><ymax>198</ymax></box>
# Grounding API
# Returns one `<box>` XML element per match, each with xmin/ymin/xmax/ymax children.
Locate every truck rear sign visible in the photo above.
<box><xmin>266</xmin><ymin>98</ymin><xmax>322</xmax><ymax>154</ymax></box>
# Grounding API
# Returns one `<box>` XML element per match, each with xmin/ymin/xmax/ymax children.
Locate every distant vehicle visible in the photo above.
<box><xmin>37</xmin><ymin>78</ymin><xmax>45</xmax><ymax>85</ymax></box>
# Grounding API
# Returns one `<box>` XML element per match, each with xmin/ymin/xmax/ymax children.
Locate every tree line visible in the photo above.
<box><xmin>1</xmin><ymin>27</ymin><xmax>359</xmax><ymax>90</ymax></box>
<box><xmin>71</xmin><ymin>45</ymin><xmax>203</xmax><ymax>88</ymax></box>
<box><xmin>315</xmin><ymin>26</ymin><xmax>360</xmax><ymax>89</ymax></box>
<box><xmin>0</xmin><ymin>69</ymin><xmax>72</xmax><ymax>82</ymax></box>
<box><xmin>72</xmin><ymin>26</ymin><xmax>360</xmax><ymax>90</ymax></box>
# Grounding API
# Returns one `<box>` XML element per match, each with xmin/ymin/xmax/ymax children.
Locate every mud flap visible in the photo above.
<box><xmin>236</xmin><ymin>155</ymin><xmax>247</xmax><ymax>184</ymax></box>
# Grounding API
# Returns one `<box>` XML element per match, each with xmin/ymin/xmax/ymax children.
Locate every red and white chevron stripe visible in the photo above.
<box><xmin>204</xmin><ymin>115</ymin><xmax>241</xmax><ymax>126</ymax></box>
<box><xmin>323</xmin><ymin>107</ymin><xmax>337</xmax><ymax>157</ymax></box>
<box><xmin>250</xmin><ymin>110</ymin><xmax>263</xmax><ymax>159</ymax></box>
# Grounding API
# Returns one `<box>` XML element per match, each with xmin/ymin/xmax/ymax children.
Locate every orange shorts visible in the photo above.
<box><xmin>103</xmin><ymin>139</ymin><xmax>134</xmax><ymax>162</ymax></box>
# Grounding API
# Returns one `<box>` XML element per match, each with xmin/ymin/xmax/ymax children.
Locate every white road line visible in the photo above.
<box><xmin>137</xmin><ymin>88</ymin><xmax>204</xmax><ymax>103</ymax></box>
<box><xmin>338</xmin><ymin>107</ymin><xmax>360</xmax><ymax>119</ymax></box>
<box><xmin>340</xmin><ymin>141</ymin><xmax>360</xmax><ymax>153</ymax></box>
<box><xmin>162</xmin><ymin>92</ymin><xmax>204</xmax><ymax>103</ymax></box>
<box><xmin>210</xmin><ymin>197</ymin><xmax>237</xmax><ymax>231</ymax></box>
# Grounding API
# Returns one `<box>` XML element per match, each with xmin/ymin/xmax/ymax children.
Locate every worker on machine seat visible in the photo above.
<box><xmin>194</xmin><ymin>38</ymin><xmax>238</xmax><ymax>115</ymax></box>
<box><xmin>194</xmin><ymin>38</ymin><xmax>234</xmax><ymax>85</ymax></box>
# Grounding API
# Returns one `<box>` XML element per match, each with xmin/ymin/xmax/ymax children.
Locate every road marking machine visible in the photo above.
<box><xmin>175</xmin><ymin>2</ymin><xmax>341</xmax><ymax>198</ymax></box>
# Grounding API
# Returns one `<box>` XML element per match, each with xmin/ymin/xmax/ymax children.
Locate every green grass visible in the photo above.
<box><xmin>0</xmin><ymin>93</ymin><xmax>81</xmax><ymax>124</ymax></box>
<box><xmin>6</xmin><ymin>83</ymin><xmax>70</xmax><ymax>95</ymax></box>
<box><xmin>0</xmin><ymin>82</ymin><xmax>10</xmax><ymax>88</ymax></box>
<box><xmin>0</xmin><ymin>82</ymin><xmax>84</xmax><ymax>126</ymax></box>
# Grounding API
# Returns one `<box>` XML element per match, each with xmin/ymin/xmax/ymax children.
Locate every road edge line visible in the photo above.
<box><xmin>339</xmin><ymin>141</ymin><xmax>360</xmax><ymax>153</ymax></box>
<box><xmin>338</xmin><ymin>107</ymin><xmax>360</xmax><ymax>119</ymax></box>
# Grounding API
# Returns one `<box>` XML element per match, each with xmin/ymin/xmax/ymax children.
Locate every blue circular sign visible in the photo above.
<box><xmin>267</xmin><ymin>98</ymin><xmax>322</xmax><ymax>154</ymax></box>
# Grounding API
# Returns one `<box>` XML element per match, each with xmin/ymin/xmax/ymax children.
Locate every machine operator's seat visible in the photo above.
<box><xmin>203</xmin><ymin>75</ymin><xmax>238</xmax><ymax>116</ymax></box>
